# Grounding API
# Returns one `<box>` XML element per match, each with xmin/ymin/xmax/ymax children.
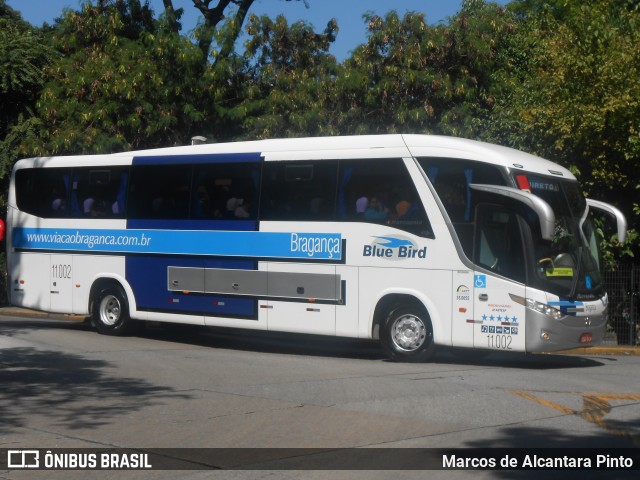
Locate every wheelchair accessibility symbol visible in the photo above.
<box><xmin>474</xmin><ymin>274</ymin><xmax>487</xmax><ymax>288</ymax></box>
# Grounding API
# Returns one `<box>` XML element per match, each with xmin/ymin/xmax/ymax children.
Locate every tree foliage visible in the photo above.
<box><xmin>232</xmin><ymin>13</ymin><xmax>339</xmax><ymax>138</ymax></box>
<box><xmin>25</xmin><ymin>0</ymin><xmax>206</xmax><ymax>156</ymax></box>
<box><xmin>490</xmin><ymin>0</ymin><xmax>640</xmax><ymax>193</ymax></box>
<box><xmin>0</xmin><ymin>1</ymin><xmax>55</xmax><ymax>192</ymax></box>
<box><xmin>484</xmin><ymin>0</ymin><xmax>640</xmax><ymax>258</ymax></box>
<box><xmin>335</xmin><ymin>1</ymin><xmax>514</xmax><ymax>136</ymax></box>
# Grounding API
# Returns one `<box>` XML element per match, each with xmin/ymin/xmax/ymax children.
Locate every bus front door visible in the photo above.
<box><xmin>472</xmin><ymin>205</ymin><xmax>527</xmax><ymax>352</ymax></box>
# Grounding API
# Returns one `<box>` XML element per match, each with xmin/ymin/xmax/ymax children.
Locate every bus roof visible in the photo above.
<box><xmin>403</xmin><ymin>135</ymin><xmax>575</xmax><ymax>180</ymax></box>
<box><xmin>15</xmin><ymin>134</ymin><xmax>576</xmax><ymax>180</ymax></box>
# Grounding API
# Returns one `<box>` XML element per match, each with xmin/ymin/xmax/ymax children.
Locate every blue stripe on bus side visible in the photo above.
<box><xmin>125</xmin><ymin>219</ymin><xmax>259</xmax><ymax>318</ymax></box>
<box><xmin>132</xmin><ymin>152</ymin><xmax>262</xmax><ymax>165</ymax></box>
<box><xmin>126</xmin><ymin>255</ymin><xmax>257</xmax><ymax>317</ymax></box>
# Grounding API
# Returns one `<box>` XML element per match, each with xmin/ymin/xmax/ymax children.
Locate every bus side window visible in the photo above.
<box><xmin>15</xmin><ymin>168</ymin><xmax>70</xmax><ymax>218</ymax></box>
<box><xmin>338</xmin><ymin>158</ymin><xmax>434</xmax><ymax>238</ymax></box>
<box><xmin>192</xmin><ymin>163</ymin><xmax>260</xmax><ymax>220</ymax></box>
<box><xmin>15</xmin><ymin>169</ymin><xmax>38</xmax><ymax>216</ymax></box>
<box><xmin>418</xmin><ymin>157</ymin><xmax>509</xmax><ymax>257</ymax></box>
<box><xmin>260</xmin><ymin>161</ymin><xmax>338</xmax><ymax>221</ymax></box>
<box><xmin>128</xmin><ymin>165</ymin><xmax>192</xmax><ymax>219</ymax></box>
<box><xmin>474</xmin><ymin>204</ymin><xmax>526</xmax><ymax>283</ymax></box>
<box><xmin>419</xmin><ymin>158</ymin><xmax>508</xmax><ymax>221</ymax></box>
<box><xmin>72</xmin><ymin>167</ymin><xmax>129</xmax><ymax>218</ymax></box>
<box><xmin>432</xmin><ymin>173</ymin><xmax>468</xmax><ymax>222</ymax></box>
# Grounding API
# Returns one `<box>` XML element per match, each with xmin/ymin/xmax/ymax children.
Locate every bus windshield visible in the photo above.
<box><xmin>515</xmin><ymin>174</ymin><xmax>603</xmax><ymax>300</ymax></box>
<box><xmin>416</xmin><ymin>157</ymin><xmax>606</xmax><ymax>300</ymax></box>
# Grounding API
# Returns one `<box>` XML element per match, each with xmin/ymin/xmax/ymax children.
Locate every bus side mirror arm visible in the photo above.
<box><xmin>469</xmin><ymin>184</ymin><xmax>556</xmax><ymax>241</ymax></box>
<box><xmin>586</xmin><ymin>198</ymin><xmax>627</xmax><ymax>244</ymax></box>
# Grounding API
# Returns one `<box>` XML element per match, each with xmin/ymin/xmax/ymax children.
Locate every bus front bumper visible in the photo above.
<box><xmin>525</xmin><ymin>309</ymin><xmax>607</xmax><ymax>353</ymax></box>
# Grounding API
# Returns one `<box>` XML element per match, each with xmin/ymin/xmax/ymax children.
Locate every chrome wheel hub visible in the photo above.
<box><xmin>100</xmin><ymin>295</ymin><xmax>121</xmax><ymax>326</ymax></box>
<box><xmin>391</xmin><ymin>314</ymin><xmax>427</xmax><ymax>351</ymax></box>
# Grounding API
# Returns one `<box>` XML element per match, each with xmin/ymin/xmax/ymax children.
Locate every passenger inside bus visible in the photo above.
<box><xmin>364</xmin><ymin>196</ymin><xmax>388</xmax><ymax>220</ymax></box>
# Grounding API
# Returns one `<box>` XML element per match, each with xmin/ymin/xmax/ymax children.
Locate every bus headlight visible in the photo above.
<box><xmin>509</xmin><ymin>294</ymin><xmax>563</xmax><ymax>320</ymax></box>
<box><xmin>526</xmin><ymin>298</ymin><xmax>563</xmax><ymax>320</ymax></box>
<box><xmin>525</xmin><ymin>298</ymin><xmax>563</xmax><ymax>320</ymax></box>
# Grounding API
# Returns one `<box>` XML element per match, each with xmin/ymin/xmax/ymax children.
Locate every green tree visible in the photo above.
<box><xmin>16</xmin><ymin>0</ymin><xmax>315</xmax><ymax>154</ymax></box>
<box><xmin>486</xmin><ymin>0</ymin><xmax>640</xmax><ymax>258</ymax></box>
<box><xmin>334</xmin><ymin>1</ymin><xmax>515</xmax><ymax>136</ymax></box>
<box><xmin>23</xmin><ymin>0</ymin><xmax>206</xmax><ymax>156</ymax></box>
<box><xmin>0</xmin><ymin>1</ymin><xmax>54</xmax><ymax>187</ymax></box>
<box><xmin>230</xmin><ymin>13</ymin><xmax>339</xmax><ymax>138</ymax></box>
<box><xmin>189</xmin><ymin>0</ymin><xmax>254</xmax><ymax>63</ymax></box>
<box><xmin>163</xmin><ymin>1</ymin><xmax>309</xmax><ymax>64</ymax></box>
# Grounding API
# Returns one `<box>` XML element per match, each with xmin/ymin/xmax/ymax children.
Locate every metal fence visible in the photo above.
<box><xmin>603</xmin><ymin>263</ymin><xmax>640</xmax><ymax>346</ymax></box>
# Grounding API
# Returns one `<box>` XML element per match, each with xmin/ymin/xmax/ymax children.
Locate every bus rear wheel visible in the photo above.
<box><xmin>91</xmin><ymin>284</ymin><xmax>135</xmax><ymax>336</ymax></box>
<box><xmin>381</xmin><ymin>306</ymin><xmax>435</xmax><ymax>362</ymax></box>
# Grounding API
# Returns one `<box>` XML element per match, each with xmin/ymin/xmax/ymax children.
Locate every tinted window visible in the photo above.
<box><xmin>192</xmin><ymin>162</ymin><xmax>260</xmax><ymax>220</ymax></box>
<box><xmin>418</xmin><ymin>158</ymin><xmax>507</xmax><ymax>223</ymax></box>
<box><xmin>339</xmin><ymin>158</ymin><xmax>433</xmax><ymax>237</ymax></box>
<box><xmin>260</xmin><ymin>161</ymin><xmax>338</xmax><ymax>221</ymax></box>
<box><xmin>128</xmin><ymin>165</ymin><xmax>192</xmax><ymax>219</ymax></box>
<box><xmin>72</xmin><ymin>167</ymin><xmax>129</xmax><ymax>217</ymax></box>
<box><xmin>15</xmin><ymin>166</ymin><xmax>129</xmax><ymax>218</ymax></box>
<box><xmin>474</xmin><ymin>204</ymin><xmax>526</xmax><ymax>283</ymax></box>
<box><xmin>15</xmin><ymin>168</ymin><xmax>69</xmax><ymax>218</ymax></box>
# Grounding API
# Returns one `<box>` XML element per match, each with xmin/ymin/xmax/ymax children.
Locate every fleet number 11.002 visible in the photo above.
<box><xmin>52</xmin><ymin>264</ymin><xmax>72</xmax><ymax>279</ymax></box>
<box><xmin>486</xmin><ymin>334</ymin><xmax>512</xmax><ymax>349</ymax></box>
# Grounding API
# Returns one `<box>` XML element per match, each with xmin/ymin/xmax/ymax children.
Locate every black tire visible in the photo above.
<box><xmin>91</xmin><ymin>284</ymin><xmax>135</xmax><ymax>336</ymax></box>
<box><xmin>380</xmin><ymin>306</ymin><xmax>435</xmax><ymax>362</ymax></box>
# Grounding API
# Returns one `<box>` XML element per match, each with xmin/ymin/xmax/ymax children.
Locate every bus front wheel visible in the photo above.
<box><xmin>91</xmin><ymin>284</ymin><xmax>134</xmax><ymax>336</ymax></box>
<box><xmin>381</xmin><ymin>306</ymin><xmax>435</xmax><ymax>362</ymax></box>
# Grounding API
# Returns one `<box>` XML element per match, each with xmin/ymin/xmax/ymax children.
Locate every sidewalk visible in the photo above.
<box><xmin>0</xmin><ymin>306</ymin><xmax>86</xmax><ymax>322</ymax></box>
<box><xmin>554</xmin><ymin>346</ymin><xmax>640</xmax><ymax>356</ymax></box>
<box><xmin>1</xmin><ymin>306</ymin><xmax>639</xmax><ymax>355</ymax></box>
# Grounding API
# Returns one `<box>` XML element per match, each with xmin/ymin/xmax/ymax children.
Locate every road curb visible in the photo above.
<box><xmin>552</xmin><ymin>346</ymin><xmax>640</xmax><ymax>356</ymax></box>
<box><xmin>0</xmin><ymin>306</ymin><xmax>86</xmax><ymax>322</ymax></box>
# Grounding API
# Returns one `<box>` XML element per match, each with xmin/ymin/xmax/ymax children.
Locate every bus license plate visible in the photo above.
<box><xmin>580</xmin><ymin>333</ymin><xmax>593</xmax><ymax>344</ymax></box>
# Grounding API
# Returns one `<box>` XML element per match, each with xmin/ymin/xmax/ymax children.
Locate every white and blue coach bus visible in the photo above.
<box><xmin>6</xmin><ymin>135</ymin><xmax>627</xmax><ymax>361</ymax></box>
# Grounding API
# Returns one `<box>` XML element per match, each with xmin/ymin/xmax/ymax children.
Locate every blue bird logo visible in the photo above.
<box><xmin>373</xmin><ymin>236</ymin><xmax>414</xmax><ymax>248</ymax></box>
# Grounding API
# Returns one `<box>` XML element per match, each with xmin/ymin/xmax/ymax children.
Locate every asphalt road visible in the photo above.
<box><xmin>1</xmin><ymin>313</ymin><xmax>639</xmax><ymax>480</ymax></box>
